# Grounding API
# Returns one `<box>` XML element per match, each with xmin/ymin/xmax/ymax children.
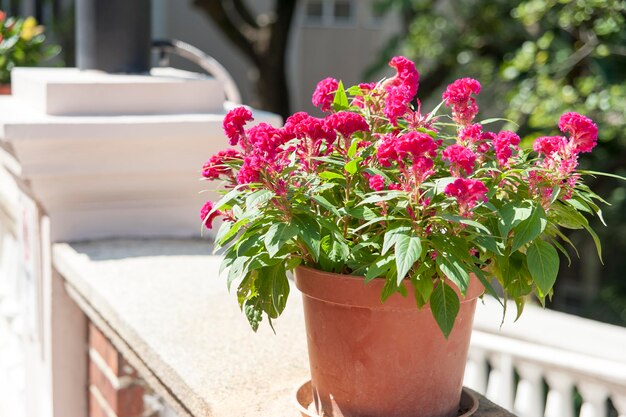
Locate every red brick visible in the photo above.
<box><xmin>89</xmin><ymin>388</ymin><xmax>110</xmax><ymax>417</ymax></box>
<box><xmin>89</xmin><ymin>323</ymin><xmax>137</xmax><ymax>377</ymax></box>
<box><xmin>89</xmin><ymin>360</ymin><xmax>144</xmax><ymax>417</ymax></box>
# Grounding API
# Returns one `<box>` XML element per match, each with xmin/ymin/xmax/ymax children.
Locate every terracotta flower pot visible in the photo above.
<box><xmin>294</xmin><ymin>266</ymin><xmax>485</xmax><ymax>417</ymax></box>
<box><xmin>0</xmin><ymin>84</ymin><xmax>11</xmax><ymax>95</ymax></box>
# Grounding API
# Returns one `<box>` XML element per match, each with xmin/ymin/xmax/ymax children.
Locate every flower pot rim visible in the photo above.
<box><xmin>293</xmin><ymin>379</ymin><xmax>480</xmax><ymax>417</ymax></box>
<box><xmin>294</xmin><ymin>265</ymin><xmax>485</xmax><ymax>310</ymax></box>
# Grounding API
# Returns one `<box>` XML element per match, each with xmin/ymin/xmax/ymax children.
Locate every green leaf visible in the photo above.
<box><xmin>345</xmin><ymin>206</ymin><xmax>378</xmax><ymax>221</ymax></box>
<box><xmin>583</xmin><ymin>223</ymin><xmax>603</xmax><ymax>263</ymax></box>
<box><xmin>217</xmin><ymin>217</ymin><xmax>249</xmax><ymax>247</ymax></box>
<box><xmin>329</xmin><ymin>236</ymin><xmax>350</xmax><ymax>263</ymax></box>
<box><xmin>526</xmin><ymin>239</ymin><xmax>559</xmax><ymax>298</ymax></box>
<box><xmin>346</xmin><ymin>85</ymin><xmax>364</xmax><ymax>96</ymax></box>
<box><xmin>425</xmin><ymin>99</ymin><xmax>445</xmax><ymax>122</ymax></box>
<box><xmin>347</xmin><ymin>139</ymin><xmax>359</xmax><ymax>158</ymax></box>
<box><xmin>311</xmin><ymin>195</ymin><xmax>342</xmax><ymax>217</ymax></box>
<box><xmin>212</xmin><ymin>185</ymin><xmax>246</xmax><ymax>212</ymax></box>
<box><xmin>395</xmin><ymin>234</ymin><xmax>422</xmax><ymax>285</ymax></box>
<box><xmin>358</xmin><ymin>191</ymin><xmax>407</xmax><ymax>206</ymax></box>
<box><xmin>293</xmin><ymin>214</ymin><xmax>321</xmax><ymax>261</ymax></box>
<box><xmin>245</xmin><ymin>189</ymin><xmax>274</xmax><ymax>209</ymax></box>
<box><xmin>332</xmin><ymin>80</ymin><xmax>349</xmax><ymax>111</ymax></box>
<box><xmin>344</xmin><ymin>157</ymin><xmax>362</xmax><ymax>175</ymax></box>
<box><xmin>430</xmin><ymin>281</ymin><xmax>460</xmax><ymax>339</ymax></box>
<box><xmin>578</xmin><ymin>169</ymin><xmax>626</xmax><ymax>182</ymax></box>
<box><xmin>510</xmin><ymin>204</ymin><xmax>547</xmax><ymax>252</ymax></box>
<box><xmin>256</xmin><ymin>263</ymin><xmax>290</xmax><ymax>319</ymax></box>
<box><xmin>478</xmin><ymin>117</ymin><xmax>518</xmax><ymax>126</ymax></box>
<box><xmin>365</xmin><ymin>255</ymin><xmax>394</xmax><ymax>283</ymax></box>
<box><xmin>319</xmin><ymin>171</ymin><xmax>344</xmax><ymax>181</ymax></box>
<box><xmin>472</xmin><ymin>234</ymin><xmax>504</xmax><ymax>256</ymax></box>
<box><xmin>498</xmin><ymin>202</ymin><xmax>533</xmax><ymax>237</ymax></box>
<box><xmin>411</xmin><ymin>275</ymin><xmax>434</xmax><ymax>307</ymax></box>
<box><xmin>441</xmin><ymin>214</ymin><xmax>491</xmax><ymax>234</ymax></box>
<box><xmin>264</xmin><ymin>222</ymin><xmax>298</xmax><ymax>257</ymax></box>
<box><xmin>436</xmin><ymin>253</ymin><xmax>470</xmax><ymax>295</ymax></box>
<box><xmin>227</xmin><ymin>255</ymin><xmax>250</xmax><ymax>290</ymax></box>
<box><xmin>382</xmin><ymin>225</ymin><xmax>412</xmax><ymax>255</ymax></box>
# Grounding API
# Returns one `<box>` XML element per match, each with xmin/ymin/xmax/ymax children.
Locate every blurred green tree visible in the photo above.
<box><xmin>192</xmin><ymin>0</ymin><xmax>297</xmax><ymax>120</ymax></box>
<box><xmin>372</xmin><ymin>0</ymin><xmax>626</xmax><ymax>324</ymax></box>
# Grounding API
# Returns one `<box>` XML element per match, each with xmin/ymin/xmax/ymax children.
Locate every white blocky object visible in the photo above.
<box><xmin>10</xmin><ymin>67</ymin><xmax>227</xmax><ymax>116</ymax></box>
<box><xmin>0</xmin><ymin>67</ymin><xmax>281</xmax><ymax>242</ymax></box>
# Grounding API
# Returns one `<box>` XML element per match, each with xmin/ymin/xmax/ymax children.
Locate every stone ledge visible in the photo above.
<box><xmin>52</xmin><ymin>238</ymin><xmax>516</xmax><ymax>417</ymax></box>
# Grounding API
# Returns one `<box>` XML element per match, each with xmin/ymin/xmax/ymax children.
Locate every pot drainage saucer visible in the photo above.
<box><xmin>293</xmin><ymin>380</ymin><xmax>480</xmax><ymax>417</ymax></box>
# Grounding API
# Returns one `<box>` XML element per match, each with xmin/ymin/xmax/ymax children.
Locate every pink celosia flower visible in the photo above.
<box><xmin>558</xmin><ymin>112</ymin><xmax>598</xmax><ymax>154</ymax></box>
<box><xmin>395</xmin><ymin>131</ymin><xmax>438</xmax><ymax>159</ymax></box>
<box><xmin>387</xmin><ymin>56</ymin><xmax>420</xmax><ymax>95</ymax></box>
<box><xmin>383</xmin><ymin>56</ymin><xmax>420</xmax><ymax>125</ymax></box>
<box><xmin>444</xmin><ymin>178</ymin><xmax>488</xmax><ymax>215</ymax></box>
<box><xmin>200</xmin><ymin>201</ymin><xmax>221</xmax><ymax>229</ymax></box>
<box><xmin>459</xmin><ymin>123</ymin><xmax>482</xmax><ymax>144</ymax></box>
<box><xmin>312</xmin><ymin>77</ymin><xmax>339</xmax><ymax>112</ymax></box>
<box><xmin>286</xmin><ymin>113</ymin><xmax>336</xmax><ymax>145</ymax></box>
<box><xmin>442</xmin><ymin>78</ymin><xmax>481</xmax><ymax>125</ymax></box>
<box><xmin>223</xmin><ymin>107</ymin><xmax>253</xmax><ymax>146</ymax></box>
<box><xmin>247</xmin><ymin>123</ymin><xmax>289</xmax><ymax>159</ymax></box>
<box><xmin>369</xmin><ymin>174</ymin><xmax>385</xmax><ymax>191</ymax></box>
<box><xmin>442</xmin><ymin>144</ymin><xmax>477</xmax><ymax>176</ymax></box>
<box><xmin>533</xmin><ymin>136</ymin><xmax>567</xmax><ymax>157</ymax></box>
<box><xmin>236</xmin><ymin>155</ymin><xmax>262</xmax><ymax>184</ymax></box>
<box><xmin>377</xmin><ymin>134</ymin><xmax>400</xmax><ymax>167</ymax></box>
<box><xmin>477</xmin><ymin>131</ymin><xmax>495</xmax><ymax>154</ymax></box>
<box><xmin>325</xmin><ymin>111</ymin><xmax>370</xmax><ymax>138</ymax></box>
<box><xmin>493</xmin><ymin>131</ymin><xmax>520</xmax><ymax>166</ymax></box>
<box><xmin>384</xmin><ymin>85</ymin><xmax>413</xmax><ymax>126</ymax></box>
<box><xmin>202</xmin><ymin>148</ymin><xmax>242</xmax><ymax>180</ymax></box>
<box><xmin>352</xmin><ymin>82</ymin><xmax>377</xmax><ymax>108</ymax></box>
<box><xmin>411</xmin><ymin>156</ymin><xmax>436</xmax><ymax>184</ymax></box>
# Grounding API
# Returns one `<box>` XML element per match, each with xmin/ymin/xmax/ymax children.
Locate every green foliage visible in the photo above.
<box><xmin>0</xmin><ymin>13</ymin><xmax>60</xmax><ymax>84</ymax></box>
<box><xmin>373</xmin><ymin>0</ymin><xmax>626</xmax><ymax>324</ymax></box>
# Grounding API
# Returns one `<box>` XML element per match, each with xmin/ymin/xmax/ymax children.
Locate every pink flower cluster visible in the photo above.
<box><xmin>325</xmin><ymin>111</ymin><xmax>370</xmax><ymax>139</ymax></box>
<box><xmin>533</xmin><ymin>112</ymin><xmax>599</xmax><ymax>176</ymax></box>
<box><xmin>442</xmin><ymin>145</ymin><xmax>477</xmax><ymax>176</ymax></box>
<box><xmin>383</xmin><ymin>57</ymin><xmax>419</xmax><ymax>125</ymax></box>
<box><xmin>493</xmin><ymin>131</ymin><xmax>520</xmax><ymax>167</ymax></box>
<box><xmin>377</xmin><ymin>132</ymin><xmax>437</xmax><ymax>189</ymax></box>
<box><xmin>200</xmin><ymin>201</ymin><xmax>221</xmax><ymax>229</ymax></box>
<box><xmin>442</xmin><ymin>78</ymin><xmax>481</xmax><ymax>125</ymax></box>
<box><xmin>222</xmin><ymin>107</ymin><xmax>253</xmax><ymax>146</ymax></box>
<box><xmin>202</xmin><ymin>56</ymin><xmax>600</xmax><ymax>237</ymax></box>
<box><xmin>202</xmin><ymin>149</ymin><xmax>242</xmax><ymax>180</ymax></box>
<box><xmin>444</xmin><ymin>178</ymin><xmax>488</xmax><ymax>215</ymax></box>
<box><xmin>531</xmin><ymin>112</ymin><xmax>599</xmax><ymax>205</ymax></box>
<box><xmin>558</xmin><ymin>112</ymin><xmax>598</xmax><ymax>154</ymax></box>
<box><xmin>312</xmin><ymin>77</ymin><xmax>339</xmax><ymax>112</ymax></box>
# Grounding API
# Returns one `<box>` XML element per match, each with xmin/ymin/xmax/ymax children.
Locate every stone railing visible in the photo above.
<box><xmin>465</xmin><ymin>298</ymin><xmax>626</xmax><ymax>417</ymax></box>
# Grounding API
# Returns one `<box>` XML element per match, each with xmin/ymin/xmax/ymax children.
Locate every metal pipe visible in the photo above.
<box><xmin>76</xmin><ymin>0</ymin><xmax>151</xmax><ymax>73</ymax></box>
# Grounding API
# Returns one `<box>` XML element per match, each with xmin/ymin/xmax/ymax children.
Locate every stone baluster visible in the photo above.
<box><xmin>464</xmin><ymin>347</ymin><xmax>489</xmax><ymax>394</ymax></box>
<box><xmin>513</xmin><ymin>362</ymin><xmax>545</xmax><ymax>417</ymax></box>
<box><xmin>610</xmin><ymin>392</ymin><xmax>626</xmax><ymax>417</ymax></box>
<box><xmin>486</xmin><ymin>352</ymin><xmax>516</xmax><ymax>411</ymax></box>
<box><xmin>544</xmin><ymin>370</ymin><xmax>575</xmax><ymax>417</ymax></box>
<box><xmin>578</xmin><ymin>382</ymin><xmax>608</xmax><ymax>417</ymax></box>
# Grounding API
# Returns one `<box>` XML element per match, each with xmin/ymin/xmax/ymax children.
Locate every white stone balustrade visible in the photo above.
<box><xmin>465</xmin><ymin>298</ymin><xmax>626</xmax><ymax>417</ymax></box>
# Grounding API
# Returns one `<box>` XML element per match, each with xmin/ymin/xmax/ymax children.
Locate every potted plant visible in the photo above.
<box><xmin>0</xmin><ymin>11</ymin><xmax>60</xmax><ymax>94</ymax></box>
<box><xmin>200</xmin><ymin>56</ymin><xmax>618</xmax><ymax>417</ymax></box>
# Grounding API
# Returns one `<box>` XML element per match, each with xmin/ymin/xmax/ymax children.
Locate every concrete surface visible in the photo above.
<box><xmin>52</xmin><ymin>238</ymin><xmax>516</xmax><ymax>417</ymax></box>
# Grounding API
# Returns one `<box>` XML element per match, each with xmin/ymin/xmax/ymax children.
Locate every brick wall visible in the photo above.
<box><xmin>88</xmin><ymin>323</ymin><xmax>145</xmax><ymax>417</ymax></box>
